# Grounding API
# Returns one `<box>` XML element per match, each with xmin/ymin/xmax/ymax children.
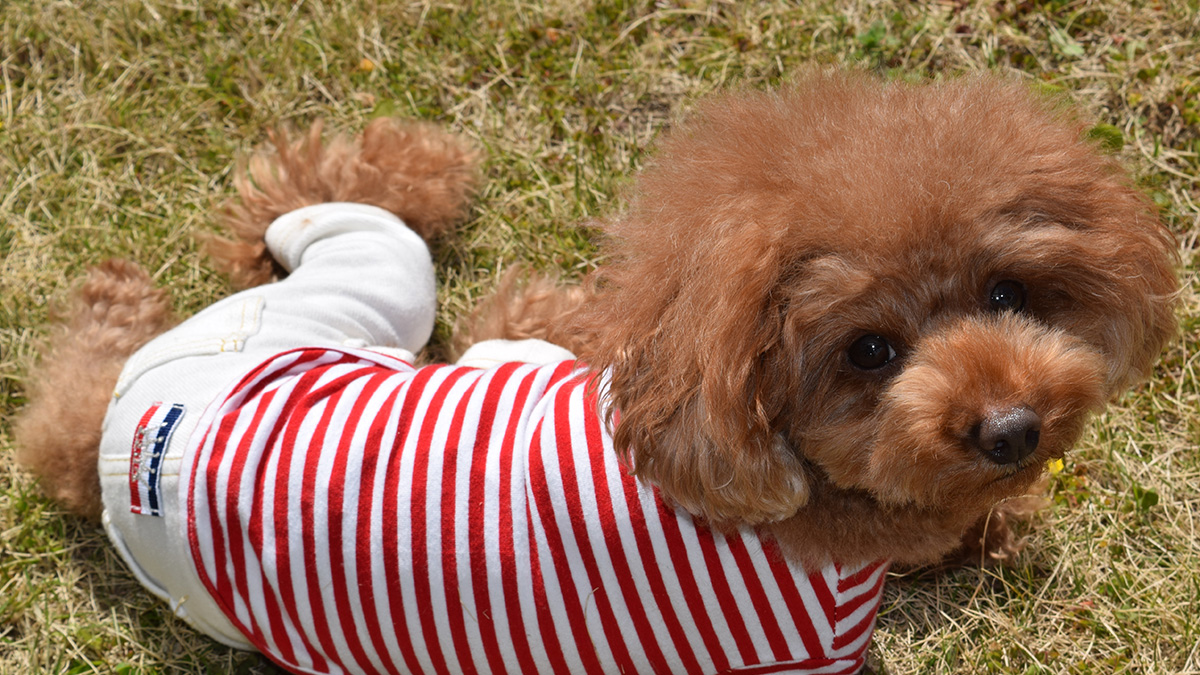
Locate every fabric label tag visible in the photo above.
<box><xmin>128</xmin><ymin>402</ymin><xmax>185</xmax><ymax>517</ymax></box>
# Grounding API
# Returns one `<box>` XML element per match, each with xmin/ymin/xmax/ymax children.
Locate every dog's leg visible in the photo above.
<box><xmin>450</xmin><ymin>267</ymin><xmax>592</xmax><ymax>362</ymax></box>
<box><xmin>14</xmin><ymin>260</ymin><xmax>174</xmax><ymax>519</ymax></box>
<box><xmin>209</xmin><ymin>118</ymin><xmax>479</xmax><ymax>288</ymax></box>
<box><xmin>17</xmin><ymin>120</ymin><xmax>479</xmax><ymax>519</ymax></box>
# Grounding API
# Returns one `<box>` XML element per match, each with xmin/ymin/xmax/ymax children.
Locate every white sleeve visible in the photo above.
<box><xmin>455</xmin><ymin>338</ymin><xmax>576</xmax><ymax>368</ymax></box>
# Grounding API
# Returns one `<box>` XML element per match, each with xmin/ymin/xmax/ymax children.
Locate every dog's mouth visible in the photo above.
<box><xmin>984</xmin><ymin>459</ymin><xmax>1040</xmax><ymax>486</ymax></box>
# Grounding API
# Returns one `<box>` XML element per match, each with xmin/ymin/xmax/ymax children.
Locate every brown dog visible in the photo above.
<box><xmin>16</xmin><ymin>71</ymin><xmax>1178</xmax><ymax>673</ymax></box>
<box><xmin>469</xmin><ymin>71</ymin><xmax>1179</xmax><ymax>571</ymax></box>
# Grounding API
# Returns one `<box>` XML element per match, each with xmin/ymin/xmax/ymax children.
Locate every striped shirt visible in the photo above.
<box><xmin>181</xmin><ymin>347</ymin><xmax>887</xmax><ymax>675</ymax></box>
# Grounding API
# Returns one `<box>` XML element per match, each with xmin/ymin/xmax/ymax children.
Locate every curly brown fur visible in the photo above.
<box><xmin>14</xmin><ymin>260</ymin><xmax>174</xmax><ymax>520</ymax></box>
<box><xmin>545</xmin><ymin>70</ymin><xmax>1179</xmax><ymax>568</ymax></box>
<box><xmin>451</xmin><ymin>268</ymin><xmax>591</xmax><ymax>360</ymax></box>
<box><xmin>210</xmin><ymin>118</ymin><xmax>480</xmax><ymax>287</ymax></box>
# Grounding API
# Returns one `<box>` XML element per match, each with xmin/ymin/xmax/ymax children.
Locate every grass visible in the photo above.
<box><xmin>1</xmin><ymin>0</ymin><xmax>1197</xmax><ymax>673</ymax></box>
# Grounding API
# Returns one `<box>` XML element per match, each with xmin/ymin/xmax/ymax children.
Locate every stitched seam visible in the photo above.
<box><xmin>114</xmin><ymin>296</ymin><xmax>262</xmax><ymax>393</ymax></box>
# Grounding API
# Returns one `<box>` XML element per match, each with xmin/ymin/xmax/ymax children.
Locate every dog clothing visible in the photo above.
<box><xmin>99</xmin><ymin>203</ymin><xmax>887</xmax><ymax>675</ymax></box>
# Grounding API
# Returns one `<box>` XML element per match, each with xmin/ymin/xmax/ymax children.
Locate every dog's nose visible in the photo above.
<box><xmin>973</xmin><ymin>406</ymin><xmax>1041</xmax><ymax>465</ymax></box>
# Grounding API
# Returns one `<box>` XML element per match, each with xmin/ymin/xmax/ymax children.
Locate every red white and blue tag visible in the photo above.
<box><xmin>128</xmin><ymin>402</ymin><xmax>185</xmax><ymax>517</ymax></box>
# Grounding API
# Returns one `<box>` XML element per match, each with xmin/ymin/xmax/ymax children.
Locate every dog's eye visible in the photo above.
<box><xmin>989</xmin><ymin>280</ymin><xmax>1026</xmax><ymax>313</ymax></box>
<box><xmin>848</xmin><ymin>334</ymin><xmax>896</xmax><ymax>370</ymax></box>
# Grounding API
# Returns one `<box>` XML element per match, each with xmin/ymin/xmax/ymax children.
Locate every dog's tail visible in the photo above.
<box><xmin>14</xmin><ymin>260</ymin><xmax>174</xmax><ymax>520</ymax></box>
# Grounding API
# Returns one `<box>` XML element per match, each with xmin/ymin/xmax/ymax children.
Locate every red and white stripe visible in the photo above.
<box><xmin>181</xmin><ymin>347</ymin><xmax>887</xmax><ymax>675</ymax></box>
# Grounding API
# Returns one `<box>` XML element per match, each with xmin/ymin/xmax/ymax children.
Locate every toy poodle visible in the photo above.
<box><xmin>15</xmin><ymin>71</ymin><xmax>1178</xmax><ymax>675</ymax></box>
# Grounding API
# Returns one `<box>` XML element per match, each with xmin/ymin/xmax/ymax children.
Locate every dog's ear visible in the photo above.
<box><xmin>583</xmin><ymin>226</ymin><xmax>811</xmax><ymax>527</ymax></box>
<box><xmin>567</xmin><ymin>86</ymin><xmax>831</xmax><ymax>526</ymax></box>
<box><xmin>1002</xmin><ymin>162</ymin><xmax>1179</xmax><ymax>396</ymax></box>
<box><xmin>1084</xmin><ymin>184</ymin><xmax>1180</xmax><ymax>394</ymax></box>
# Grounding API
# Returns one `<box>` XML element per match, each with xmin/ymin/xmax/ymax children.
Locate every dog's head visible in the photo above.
<box><xmin>581</xmin><ymin>72</ymin><xmax>1178</xmax><ymax>536</ymax></box>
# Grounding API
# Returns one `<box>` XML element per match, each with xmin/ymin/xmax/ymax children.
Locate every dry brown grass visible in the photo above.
<box><xmin>2</xmin><ymin>1</ymin><xmax>1197</xmax><ymax>673</ymax></box>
